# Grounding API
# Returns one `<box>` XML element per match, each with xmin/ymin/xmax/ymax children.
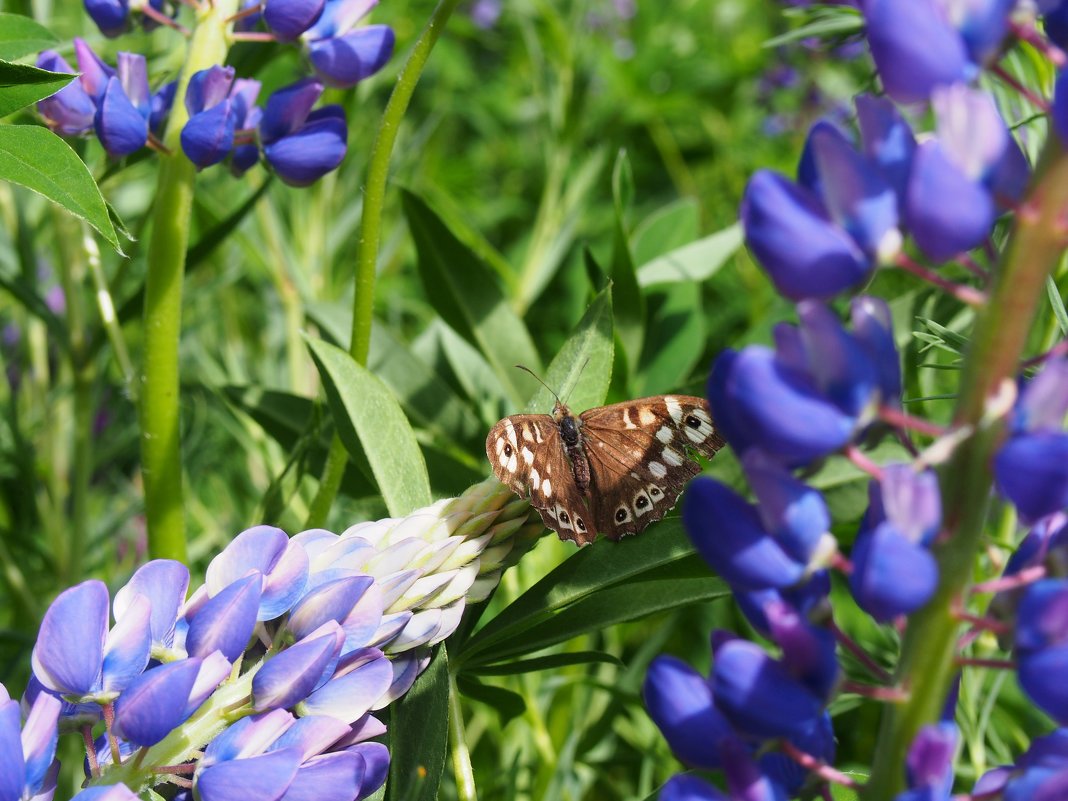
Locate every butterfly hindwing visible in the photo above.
<box><xmin>486</xmin><ymin>394</ymin><xmax>724</xmax><ymax>545</ymax></box>
<box><xmin>485</xmin><ymin>414</ymin><xmax>598</xmax><ymax>544</ymax></box>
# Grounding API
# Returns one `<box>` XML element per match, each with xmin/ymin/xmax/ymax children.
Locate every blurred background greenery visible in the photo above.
<box><xmin>5</xmin><ymin>1</ymin><xmax>1049</xmax><ymax>798</ymax></box>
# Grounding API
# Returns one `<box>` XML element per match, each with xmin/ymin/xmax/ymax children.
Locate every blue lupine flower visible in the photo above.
<box><xmin>1015</xmin><ymin>579</ymin><xmax>1068</xmax><ymax>721</ymax></box>
<box><xmin>84</xmin><ymin>0</ymin><xmax>129</xmax><ymax>37</ymax></box>
<box><xmin>307</xmin><ymin>25</ymin><xmax>394</xmax><ymax>88</ymax></box>
<box><xmin>71</xmin><ymin>785</ymin><xmax>140</xmax><ymax>801</ymax></box>
<box><xmin>855</xmin><ymin>94</ymin><xmax>916</xmax><ymax>217</ymax></box>
<box><xmin>0</xmin><ymin>685</ymin><xmax>61</xmax><ymax>801</ymax></box>
<box><xmin>894</xmin><ymin>722</ymin><xmax>958</xmax><ymax>801</ymax></box>
<box><xmin>73</xmin><ymin>38</ymin><xmax>114</xmax><ymax>102</ymax></box>
<box><xmin>264</xmin><ymin>0</ymin><xmax>326</xmax><ymax>41</ymax></box>
<box><xmin>93</xmin><ymin>52</ymin><xmax>151</xmax><ymax>157</ymax></box>
<box><xmin>286</xmin><ymin>575</ymin><xmax>384</xmax><ymax>654</ymax></box>
<box><xmin>905</xmin><ymin>85</ymin><xmax>1024</xmax><ymax>260</ymax></box>
<box><xmin>642</xmin><ymin>655</ymin><xmax>735</xmax><ymax>770</ymax></box>
<box><xmin>181</xmin><ymin>65</ymin><xmax>238</xmax><ymax>168</ymax></box>
<box><xmin>260</xmin><ymin>80</ymin><xmax>348</xmax><ymax>186</ymax></box>
<box><xmin>995</xmin><ymin>358</ymin><xmax>1068</xmax><ymax>521</ymax></box>
<box><xmin>973</xmin><ymin>728</ymin><xmax>1068</xmax><ymax>798</ymax></box>
<box><xmin>850</xmin><ymin>467</ymin><xmax>941</xmax><ymax>621</ymax></box>
<box><xmin>30</xmin><ymin>579</ymin><xmax>151</xmax><ymax>703</ymax></box>
<box><xmin>35</xmin><ymin>51</ymin><xmax>95</xmax><ymax>135</ymax></box>
<box><xmin>149</xmin><ymin>80</ymin><xmax>177</xmax><ymax>134</ymax></box>
<box><xmin>862</xmin><ymin>0</ymin><xmax>972</xmax><ymax>104</ymax></box>
<box><xmin>230</xmin><ymin>79</ymin><xmax>264</xmax><ymax>175</ymax></box>
<box><xmin>741</xmin><ymin>170</ymin><xmax>874</xmax><ymax>302</ymax></box>
<box><xmin>709</xmin><ymin>298</ymin><xmax>898</xmax><ymax>465</ymax></box>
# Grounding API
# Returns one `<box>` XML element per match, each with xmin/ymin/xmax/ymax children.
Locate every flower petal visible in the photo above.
<box><xmin>113</xmin><ymin>658</ymin><xmax>202</xmax><ymax>746</ymax></box>
<box><xmin>308</xmin><ymin>25</ymin><xmax>395</xmax><ymax>88</ymax></box>
<box><xmin>186</xmin><ymin>573</ymin><xmax>263</xmax><ymax>662</ymax></box>
<box><xmin>642</xmin><ymin>655</ymin><xmax>733</xmax><ymax>770</ymax></box>
<box><xmin>31</xmin><ymin>580</ymin><xmax>108</xmax><ymax>696</ymax></box>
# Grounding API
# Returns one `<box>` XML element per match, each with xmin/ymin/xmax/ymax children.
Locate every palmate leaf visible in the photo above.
<box><xmin>454</xmin><ymin>520</ymin><xmax>729</xmax><ymax>669</ymax></box>
<box><xmin>306</xmin><ymin>338</ymin><xmax>431</xmax><ymax>516</ymax></box>
<box><xmin>402</xmin><ymin>189</ymin><xmax>542</xmax><ymax>407</ymax></box>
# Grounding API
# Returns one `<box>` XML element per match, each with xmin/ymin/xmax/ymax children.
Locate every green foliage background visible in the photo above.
<box><xmin>4</xmin><ymin>1</ymin><xmax>1060</xmax><ymax>798</ymax></box>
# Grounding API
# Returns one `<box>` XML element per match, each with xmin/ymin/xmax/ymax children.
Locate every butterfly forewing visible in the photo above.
<box><xmin>486</xmin><ymin>414</ymin><xmax>599</xmax><ymax>544</ymax></box>
<box><xmin>580</xmin><ymin>396</ymin><xmax>724</xmax><ymax>539</ymax></box>
<box><xmin>486</xmin><ymin>394</ymin><xmax>724</xmax><ymax>545</ymax></box>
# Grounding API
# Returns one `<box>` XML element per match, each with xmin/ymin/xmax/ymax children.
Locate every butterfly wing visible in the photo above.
<box><xmin>580</xmin><ymin>395</ymin><xmax>725</xmax><ymax>540</ymax></box>
<box><xmin>485</xmin><ymin>414</ymin><xmax>599</xmax><ymax>545</ymax></box>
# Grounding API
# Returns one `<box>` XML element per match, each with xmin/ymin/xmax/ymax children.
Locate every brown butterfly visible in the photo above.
<box><xmin>486</xmin><ymin>386</ymin><xmax>725</xmax><ymax>545</ymax></box>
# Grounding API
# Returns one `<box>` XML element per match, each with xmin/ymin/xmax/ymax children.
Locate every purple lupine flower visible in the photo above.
<box><xmin>252</xmin><ymin>622</ymin><xmax>344</xmax><ymax>711</ymax></box>
<box><xmin>30</xmin><ymin>580</ymin><xmax>151</xmax><ymax>703</ymax></box>
<box><xmin>297</xmin><ymin>647</ymin><xmax>393</xmax><ymax>722</ymax></box>
<box><xmin>301</xmin><ymin>0</ymin><xmax>394</xmax><ymax>88</ymax></box>
<box><xmin>259</xmin><ymin>79</ymin><xmax>348</xmax><ymax>186</ymax></box>
<box><xmin>709</xmin><ymin>298</ymin><xmax>898</xmax><ymax>465</ymax></box>
<box><xmin>995</xmin><ymin>358</ymin><xmax>1068</xmax><ymax>522</ymax></box>
<box><xmin>35</xmin><ymin>51</ymin><xmax>95</xmax><ymax>135</ymax></box>
<box><xmin>113</xmin><ymin>559</ymin><xmax>190</xmax><ymax>658</ymax></box>
<box><xmin>112</xmin><ymin>657</ymin><xmax>207</xmax><ymax>746</ymax></box>
<box><xmin>0</xmin><ymin>685</ymin><xmax>61</xmax><ymax>801</ymax></box>
<box><xmin>206</xmin><ymin>525</ymin><xmax>309</xmax><ymax>620</ymax></box>
<box><xmin>285</xmin><ymin>575</ymin><xmax>384</xmax><ymax>655</ymax></box>
<box><xmin>71</xmin><ymin>786</ymin><xmax>140</xmax><ymax>801</ymax></box>
<box><xmin>974</xmin><ymin>728</ymin><xmax>1068</xmax><ymax>799</ymax></box>
<box><xmin>180</xmin><ymin>66</ymin><xmax>239</xmax><ymax>168</ymax></box>
<box><xmin>264</xmin><ymin>0</ymin><xmax>326</xmax><ymax>41</ymax></box>
<box><xmin>185</xmin><ymin>573</ymin><xmax>263</xmax><ymax>662</ymax></box>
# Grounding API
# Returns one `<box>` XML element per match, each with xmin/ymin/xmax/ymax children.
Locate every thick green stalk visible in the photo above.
<box><xmin>864</xmin><ymin>140</ymin><xmax>1068</xmax><ymax>798</ymax></box>
<box><xmin>306</xmin><ymin>0</ymin><xmax>464</xmax><ymax>528</ymax></box>
<box><xmin>140</xmin><ymin>1</ymin><xmax>237</xmax><ymax>561</ymax></box>
<box><xmin>448</xmin><ymin>672</ymin><xmax>478</xmax><ymax>801</ymax></box>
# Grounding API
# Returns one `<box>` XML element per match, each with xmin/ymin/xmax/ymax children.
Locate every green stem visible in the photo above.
<box><xmin>448</xmin><ymin>672</ymin><xmax>478</xmax><ymax>801</ymax></box>
<box><xmin>864</xmin><ymin>140</ymin><xmax>1068</xmax><ymax>799</ymax></box>
<box><xmin>306</xmin><ymin>0</ymin><xmax>463</xmax><ymax>528</ymax></box>
<box><xmin>140</xmin><ymin>0</ymin><xmax>237</xmax><ymax>561</ymax></box>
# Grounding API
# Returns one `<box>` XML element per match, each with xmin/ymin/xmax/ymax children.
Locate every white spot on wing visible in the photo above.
<box><xmin>662</xmin><ymin>447</ymin><xmax>683</xmax><ymax>467</ymax></box>
<box><xmin>542</xmin><ymin>478</ymin><xmax>552</xmax><ymax>497</ymax></box>
<box><xmin>649</xmin><ymin>461</ymin><xmax>667</xmax><ymax>479</ymax></box>
<box><xmin>622</xmin><ymin>408</ymin><xmax>638</xmax><ymax>429</ymax></box>
<box><xmin>656</xmin><ymin>426</ymin><xmax>673</xmax><ymax>444</ymax></box>
<box><xmin>665</xmin><ymin>396</ymin><xmax>684</xmax><ymax>423</ymax></box>
<box><xmin>638</xmin><ymin>407</ymin><xmax>656</xmax><ymax>426</ymax></box>
<box><xmin>522</xmin><ymin>447</ymin><xmax>534</xmax><ymax>465</ymax></box>
<box><xmin>505</xmin><ymin>420</ymin><xmax>518</xmax><ymax>449</ymax></box>
<box><xmin>530</xmin><ymin>467</ymin><xmax>540</xmax><ymax>489</ymax></box>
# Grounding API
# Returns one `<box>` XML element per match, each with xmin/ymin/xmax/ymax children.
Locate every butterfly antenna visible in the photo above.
<box><xmin>562</xmin><ymin>357</ymin><xmax>590</xmax><ymax>405</ymax></box>
<box><xmin>514</xmin><ymin>364</ymin><xmax>562</xmax><ymax>405</ymax></box>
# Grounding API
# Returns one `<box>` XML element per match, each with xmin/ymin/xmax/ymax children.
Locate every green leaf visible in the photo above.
<box><xmin>455</xmin><ymin>674</ymin><xmax>526</xmax><ymax>724</ymax></box>
<box><xmin>0</xmin><ymin>15</ymin><xmax>59</xmax><ymax>61</ymax></box>
<box><xmin>524</xmin><ymin>284</ymin><xmax>614</xmax><ymax>414</ymax></box>
<box><xmin>455</xmin><ymin>520</ymin><xmax>728</xmax><ymax>666</ymax></box>
<box><xmin>306</xmin><ymin>338</ymin><xmax>431</xmax><ymax>516</ymax></box>
<box><xmin>386</xmin><ymin>646</ymin><xmax>450</xmax><ymax>801</ymax></box>
<box><xmin>636</xmin><ymin>223</ymin><xmax>743</xmax><ymax>287</ymax></box>
<box><xmin>467</xmin><ymin>650</ymin><xmax>622</xmax><ymax>675</ymax></box>
<box><xmin>609</xmin><ymin>149</ymin><xmax>645</xmax><ymax>370</ymax></box>
<box><xmin>632</xmin><ymin>198</ymin><xmax>700</xmax><ymax>266</ymax></box>
<box><xmin>635</xmin><ymin>282</ymin><xmax>705</xmax><ymax>396</ymax></box>
<box><xmin>1048</xmin><ymin>274</ymin><xmax>1068</xmax><ymax>337</ymax></box>
<box><xmin>0</xmin><ymin>125</ymin><xmax>120</xmax><ymax>251</ymax></box>
<box><xmin>402</xmin><ymin>189</ymin><xmax>542</xmax><ymax>407</ymax></box>
<box><xmin>764</xmin><ymin>7</ymin><xmax>863</xmax><ymax>48</ymax></box>
<box><xmin>0</xmin><ymin>61</ymin><xmax>74</xmax><ymax>118</ymax></box>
